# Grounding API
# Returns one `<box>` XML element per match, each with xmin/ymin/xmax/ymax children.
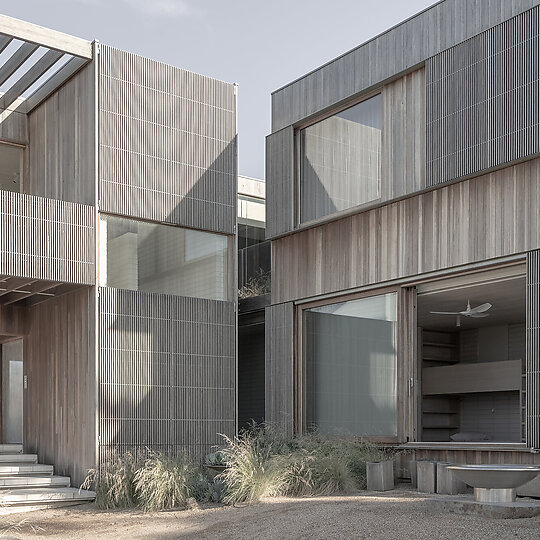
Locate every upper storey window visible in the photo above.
<box><xmin>299</xmin><ymin>94</ymin><xmax>382</xmax><ymax>223</ymax></box>
<box><xmin>0</xmin><ymin>143</ymin><xmax>23</xmax><ymax>193</ymax></box>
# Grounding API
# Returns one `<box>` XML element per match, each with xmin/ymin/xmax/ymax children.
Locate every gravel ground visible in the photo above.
<box><xmin>1</xmin><ymin>489</ymin><xmax>539</xmax><ymax>539</ymax></box>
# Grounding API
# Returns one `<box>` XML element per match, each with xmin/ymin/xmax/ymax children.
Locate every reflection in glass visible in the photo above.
<box><xmin>100</xmin><ymin>215</ymin><xmax>229</xmax><ymax>301</ymax></box>
<box><xmin>300</xmin><ymin>94</ymin><xmax>382</xmax><ymax>223</ymax></box>
<box><xmin>303</xmin><ymin>293</ymin><xmax>397</xmax><ymax>436</ymax></box>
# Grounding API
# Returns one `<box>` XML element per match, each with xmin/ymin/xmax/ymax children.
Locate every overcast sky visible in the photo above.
<box><xmin>3</xmin><ymin>0</ymin><xmax>438</xmax><ymax>179</ymax></box>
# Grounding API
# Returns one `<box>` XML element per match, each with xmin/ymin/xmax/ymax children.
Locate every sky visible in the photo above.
<box><xmin>3</xmin><ymin>0</ymin><xmax>439</xmax><ymax>180</ymax></box>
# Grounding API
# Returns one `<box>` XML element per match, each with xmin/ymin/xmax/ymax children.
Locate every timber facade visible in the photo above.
<box><xmin>266</xmin><ymin>0</ymin><xmax>540</xmax><ymax>494</ymax></box>
<box><xmin>0</xmin><ymin>16</ymin><xmax>236</xmax><ymax>486</ymax></box>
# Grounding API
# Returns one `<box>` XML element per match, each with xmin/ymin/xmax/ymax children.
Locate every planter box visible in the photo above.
<box><xmin>417</xmin><ymin>461</ymin><xmax>437</xmax><ymax>493</ymax></box>
<box><xmin>366</xmin><ymin>460</ymin><xmax>394</xmax><ymax>491</ymax></box>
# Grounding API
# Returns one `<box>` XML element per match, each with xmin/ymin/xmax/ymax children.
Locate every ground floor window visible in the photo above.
<box><xmin>303</xmin><ymin>293</ymin><xmax>397</xmax><ymax>437</ymax></box>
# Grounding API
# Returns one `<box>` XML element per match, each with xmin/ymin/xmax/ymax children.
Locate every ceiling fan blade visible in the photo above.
<box><xmin>469</xmin><ymin>302</ymin><xmax>492</xmax><ymax>314</ymax></box>
<box><xmin>430</xmin><ymin>311</ymin><xmax>460</xmax><ymax>315</ymax></box>
<box><xmin>469</xmin><ymin>313</ymin><xmax>490</xmax><ymax>318</ymax></box>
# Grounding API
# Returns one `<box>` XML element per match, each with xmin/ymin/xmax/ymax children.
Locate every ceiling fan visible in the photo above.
<box><xmin>430</xmin><ymin>300</ymin><xmax>492</xmax><ymax>327</ymax></box>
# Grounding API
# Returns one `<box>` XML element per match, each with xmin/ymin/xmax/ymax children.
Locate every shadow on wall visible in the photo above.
<box><xmin>99</xmin><ymin>140</ymin><xmax>237</xmax><ymax>463</ymax></box>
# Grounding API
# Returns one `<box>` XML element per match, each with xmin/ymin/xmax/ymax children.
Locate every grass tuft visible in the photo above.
<box><xmin>134</xmin><ymin>452</ymin><xmax>200</xmax><ymax>512</ymax></box>
<box><xmin>82</xmin><ymin>451</ymin><xmax>139</xmax><ymax>509</ymax></box>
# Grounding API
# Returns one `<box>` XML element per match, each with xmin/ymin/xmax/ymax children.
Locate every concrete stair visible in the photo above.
<box><xmin>0</xmin><ymin>444</ymin><xmax>94</xmax><ymax>508</ymax></box>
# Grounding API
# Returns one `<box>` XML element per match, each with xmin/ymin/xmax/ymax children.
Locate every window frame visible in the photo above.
<box><xmin>0</xmin><ymin>140</ymin><xmax>25</xmax><ymax>194</ymax></box>
<box><xmin>294</xmin><ymin>89</ymin><xmax>384</xmax><ymax>228</ymax></box>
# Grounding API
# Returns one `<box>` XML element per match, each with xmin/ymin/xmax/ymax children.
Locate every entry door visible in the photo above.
<box><xmin>1</xmin><ymin>339</ymin><xmax>23</xmax><ymax>444</ymax></box>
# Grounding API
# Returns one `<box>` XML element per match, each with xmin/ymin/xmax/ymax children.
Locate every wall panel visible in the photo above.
<box><xmin>28</xmin><ymin>63</ymin><xmax>95</xmax><ymax>205</ymax></box>
<box><xmin>272</xmin><ymin>157</ymin><xmax>540</xmax><ymax>304</ymax></box>
<box><xmin>265</xmin><ymin>127</ymin><xmax>294</xmax><ymax>238</ymax></box>
<box><xmin>427</xmin><ymin>6</ymin><xmax>540</xmax><ymax>186</ymax></box>
<box><xmin>99</xmin><ymin>46</ymin><xmax>236</xmax><ymax>234</ymax></box>
<box><xmin>265</xmin><ymin>302</ymin><xmax>294</xmax><ymax>436</ymax></box>
<box><xmin>98</xmin><ymin>288</ymin><xmax>235</xmax><ymax>461</ymax></box>
<box><xmin>0</xmin><ymin>191</ymin><xmax>95</xmax><ymax>284</ymax></box>
<box><xmin>382</xmin><ymin>68</ymin><xmax>426</xmax><ymax>198</ymax></box>
<box><xmin>526</xmin><ymin>249</ymin><xmax>540</xmax><ymax>449</ymax></box>
<box><xmin>271</xmin><ymin>0</ymin><xmax>539</xmax><ymax>131</ymax></box>
<box><xmin>24</xmin><ymin>287</ymin><xmax>95</xmax><ymax>486</ymax></box>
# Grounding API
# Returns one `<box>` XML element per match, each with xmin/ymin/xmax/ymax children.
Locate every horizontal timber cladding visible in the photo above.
<box><xmin>24</xmin><ymin>287</ymin><xmax>96</xmax><ymax>487</ymax></box>
<box><xmin>427</xmin><ymin>6</ymin><xmax>540</xmax><ymax>186</ymax></box>
<box><xmin>98</xmin><ymin>287</ymin><xmax>236</xmax><ymax>461</ymax></box>
<box><xmin>265</xmin><ymin>126</ymin><xmax>294</xmax><ymax>238</ymax></box>
<box><xmin>28</xmin><ymin>63</ymin><xmax>95</xmax><ymax>205</ymax></box>
<box><xmin>265</xmin><ymin>302</ymin><xmax>294</xmax><ymax>436</ymax></box>
<box><xmin>0</xmin><ymin>191</ymin><xmax>95</xmax><ymax>284</ymax></box>
<box><xmin>98</xmin><ymin>45</ymin><xmax>236</xmax><ymax>235</ymax></box>
<box><xmin>271</xmin><ymin>0</ymin><xmax>539</xmax><ymax>131</ymax></box>
<box><xmin>526</xmin><ymin>250</ymin><xmax>540</xmax><ymax>449</ymax></box>
<box><xmin>272</xmin><ymin>157</ymin><xmax>540</xmax><ymax>304</ymax></box>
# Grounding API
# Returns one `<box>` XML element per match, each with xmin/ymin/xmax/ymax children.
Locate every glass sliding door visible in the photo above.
<box><xmin>303</xmin><ymin>293</ymin><xmax>397</xmax><ymax>437</ymax></box>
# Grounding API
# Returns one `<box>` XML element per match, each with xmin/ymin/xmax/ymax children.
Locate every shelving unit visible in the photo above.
<box><xmin>420</xmin><ymin>330</ymin><xmax>460</xmax><ymax>441</ymax></box>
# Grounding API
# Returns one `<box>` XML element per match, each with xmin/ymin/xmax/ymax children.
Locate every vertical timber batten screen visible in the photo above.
<box><xmin>98</xmin><ymin>45</ymin><xmax>236</xmax><ymax>235</ymax></box>
<box><xmin>265</xmin><ymin>302</ymin><xmax>294</xmax><ymax>436</ymax></box>
<box><xmin>98</xmin><ymin>288</ymin><xmax>236</xmax><ymax>462</ymax></box>
<box><xmin>526</xmin><ymin>250</ymin><xmax>540</xmax><ymax>450</ymax></box>
<box><xmin>427</xmin><ymin>6</ymin><xmax>540</xmax><ymax>187</ymax></box>
<box><xmin>0</xmin><ymin>191</ymin><xmax>95</xmax><ymax>284</ymax></box>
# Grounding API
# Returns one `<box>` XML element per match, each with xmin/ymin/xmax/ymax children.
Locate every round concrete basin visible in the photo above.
<box><xmin>447</xmin><ymin>465</ymin><xmax>540</xmax><ymax>489</ymax></box>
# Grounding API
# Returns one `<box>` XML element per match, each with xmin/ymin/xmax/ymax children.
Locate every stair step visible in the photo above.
<box><xmin>0</xmin><ymin>454</ymin><xmax>37</xmax><ymax>463</ymax></box>
<box><xmin>0</xmin><ymin>487</ymin><xmax>95</xmax><ymax>506</ymax></box>
<box><xmin>0</xmin><ymin>463</ymin><xmax>53</xmax><ymax>476</ymax></box>
<box><xmin>0</xmin><ymin>444</ymin><xmax>23</xmax><ymax>455</ymax></box>
<box><xmin>0</xmin><ymin>475</ymin><xmax>70</xmax><ymax>489</ymax></box>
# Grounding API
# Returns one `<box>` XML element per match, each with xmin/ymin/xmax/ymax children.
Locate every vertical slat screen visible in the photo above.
<box><xmin>98</xmin><ymin>288</ymin><xmax>236</xmax><ymax>463</ymax></box>
<box><xmin>99</xmin><ymin>45</ymin><xmax>236</xmax><ymax>235</ymax></box>
<box><xmin>526</xmin><ymin>249</ymin><xmax>540</xmax><ymax>449</ymax></box>
<box><xmin>265</xmin><ymin>302</ymin><xmax>294</xmax><ymax>436</ymax></box>
<box><xmin>265</xmin><ymin>126</ymin><xmax>294</xmax><ymax>238</ymax></box>
<box><xmin>427</xmin><ymin>6</ymin><xmax>540</xmax><ymax>186</ymax></box>
<box><xmin>0</xmin><ymin>191</ymin><xmax>95</xmax><ymax>284</ymax></box>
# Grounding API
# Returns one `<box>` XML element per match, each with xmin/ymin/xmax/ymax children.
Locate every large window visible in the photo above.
<box><xmin>0</xmin><ymin>143</ymin><xmax>23</xmax><ymax>193</ymax></box>
<box><xmin>100</xmin><ymin>215</ymin><xmax>230</xmax><ymax>301</ymax></box>
<box><xmin>299</xmin><ymin>94</ymin><xmax>382</xmax><ymax>223</ymax></box>
<box><xmin>303</xmin><ymin>293</ymin><xmax>397</xmax><ymax>437</ymax></box>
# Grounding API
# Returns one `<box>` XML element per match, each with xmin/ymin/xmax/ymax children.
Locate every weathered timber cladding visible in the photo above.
<box><xmin>382</xmin><ymin>69</ymin><xmax>426</xmax><ymax>199</ymax></box>
<box><xmin>24</xmin><ymin>287</ymin><xmax>96</xmax><ymax>487</ymax></box>
<box><xmin>265</xmin><ymin>302</ymin><xmax>294</xmax><ymax>436</ymax></box>
<box><xmin>272</xmin><ymin>157</ymin><xmax>540</xmax><ymax>304</ymax></box>
<box><xmin>265</xmin><ymin>127</ymin><xmax>294</xmax><ymax>238</ymax></box>
<box><xmin>0</xmin><ymin>191</ymin><xmax>95</xmax><ymax>284</ymax></box>
<box><xmin>271</xmin><ymin>0</ymin><xmax>540</xmax><ymax>131</ymax></box>
<box><xmin>28</xmin><ymin>63</ymin><xmax>95</xmax><ymax>205</ymax></box>
<box><xmin>427</xmin><ymin>6</ymin><xmax>540</xmax><ymax>186</ymax></box>
<box><xmin>99</xmin><ymin>45</ymin><xmax>236</xmax><ymax>234</ymax></box>
<box><xmin>526</xmin><ymin>250</ymin><xmax>540</xmax><ymax>449</ymax></box>
<box><xmin>98</xmin><ymin>288</ymin><xmax>235</xmax><ymax>461</ymax></box>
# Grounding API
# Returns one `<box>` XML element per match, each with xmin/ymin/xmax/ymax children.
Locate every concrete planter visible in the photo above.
<box><xmin>366</xmin><ymin>460</ymin><xmax>394</xmax><ymax>491</ymax></box>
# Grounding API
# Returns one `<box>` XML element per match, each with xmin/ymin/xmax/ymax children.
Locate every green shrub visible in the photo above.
<box><xmin>134</xmin><ymin>452</ymin><xmax>200</xmax><ymax>512</ymax></box>
<box><xmin>81</xmin><ymin>451</ymin><xmax>139</xmax><ymax>509</ymax></box>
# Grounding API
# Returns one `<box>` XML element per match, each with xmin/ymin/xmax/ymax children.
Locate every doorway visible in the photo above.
<box><xmin>1</xmin><ymin>339</ymin><xmax>23</xmax><ymax>444</ymax></box>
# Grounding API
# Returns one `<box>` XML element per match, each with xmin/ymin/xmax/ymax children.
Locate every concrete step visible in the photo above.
<box><xmin>0</xmin><ymin>475</ymin><xmax>70</xmax><ymax>489</ymax></box>
<box><xmin>0</xmin><ymin>463</ymin><xmax>53</xmax><ymax>476</ymax></box>
<box><xmin>0</xmin><ymin>487</ymin><xmax>95</xmax><ymax>506</ymax></box>
<box><xmin>0</xmin><ymin>454</ymin><xmax>37</xmax><ymax>464</ymax></box>
<box><xmin>0</xmin><ymin>444</ymin><xmax>23</xmax><ymax>455</ymax></box>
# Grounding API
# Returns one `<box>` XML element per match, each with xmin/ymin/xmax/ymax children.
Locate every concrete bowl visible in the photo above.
<box><xmin>447</xmin><ymin>464</ymin><xmax>540</xmax><ymax>489</ymax></box>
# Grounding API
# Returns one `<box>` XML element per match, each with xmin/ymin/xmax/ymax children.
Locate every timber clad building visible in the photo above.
<box><xmin>266</xmin><ymin>0</ymin><xmax>540</xmax><ymax>494</ymax></box>
<box><xmin>0</xmin><ymin>16</ymin><xmax>236</xmax><ymax>486</ymax></box>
